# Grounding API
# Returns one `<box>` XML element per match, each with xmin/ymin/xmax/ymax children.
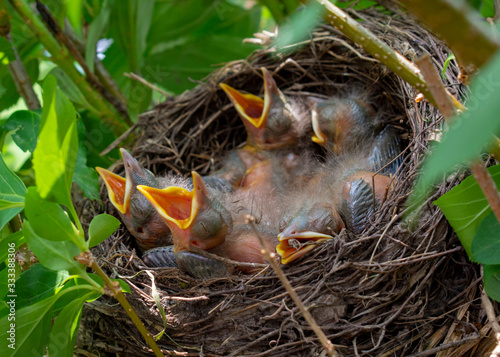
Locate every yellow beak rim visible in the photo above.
<box><xmin>96</xmin><ymin>167</ymin><xmax>128</xmax><ymax>214</ymax></box>
<box><xmin>136</xmin><ymin>172</ymin><xmax>204</xmax><ymax>230</ymax></box>
<box><xmin>219</xmin><ymin>68</ymin><xmax>275</xmax><ymax>129</ymax></box>
<box><xmin>276</xmin><ymin>231</ymin><xmax>333</xmax><ymax>265</ymax></box>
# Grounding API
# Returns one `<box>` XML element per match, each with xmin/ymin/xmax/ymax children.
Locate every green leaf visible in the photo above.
<box><xmin>136</xmin><ymin>0</ymin><xmax>155</xmax><ymax>61</ymax></box>
<box><xmin>139</xmin><ymin>0</ymin><xmax>260</xmax><ymax>94</ymax></box>
<box><xmin>0</xmin><ymin>294</ymin><xmax>56</xmax><ymax>357</ymax></box>
<box><xmin>410</xmin><ymin>50</ymin><xmax>500</xmax><ymax>211</ymax></box>
<box><xmin>0</xmin><ymin>257</ymin><xmax>21</xmax><ymax>306</ymax></box>
<box><xmin>48</xmin><ymin>293</ymin><xmax>91</xmax><ymax>357</ymax></box>
<box><xmin>111</xmin><ymin>0</ymin><xmax>154</xmax><ymax>71</ymax></box>
<box><xmin>0</xmin><ymin>152</ymin><xmax>27</xmax><ymax>231</ymax></box>
<box><xmin>9</xmin><ymin>263</ymin><xmax>69</xmax><ymax>310</ymax></box>
<box><xmin>115</xmin><ymin>278</ymin><xmax>131</xmax><ymax>293</ymax></box>
<box><xmin>33</xmin><ymin>75</ymin><xmax>78</xmax><ymax>208</ymax></box>
<box><xmin>441</xmin><ymin>53</ymin><xmax>455</xmax><ymax>79</ymax></box>
<box><xmin>484</xmin><ymin>264</ymin><xmax>500</xmax><ymax>302</ymax></box>
<box><xmin>80</xmin><ymin>113</ymin><xmax>118</xmax><ymax>168</ymax></box>
<box><xmin>434</xmin><ymin>164</ymin><xmax>500</xmax><ymax>256</ymax></box>
<box><xmin>23</xmin><ymin>221</ymin><xmax>82</xmax><ymax>271</ymax></box>
<box><xmin>48</xmin><ymin>68</ymin><xmax>96</xmax><ymax>113</ymax></box>
<box><xmin>66</xmin><ymin>0</ymin><xmax>83</xmax><ymax>38</ymax></box>
<box><xmin>471</xmin><ymin>211</ymin><xmax>500</xmax><ymax>264</ymax></box>
<box><xmin>274</xmin><ymin>2</ymin><xmax>324</xmax><ymax>54</ymax></box>
<box><xmin>3</xmin><ymin>110</ymin><xmax>41</xmax><ymax>153</ymax></box>
<box><xmin>24</xmin><ymin>187</ymin><xmax>79</xmax><ymax>243</ymax></box>
<box><xmin>0</xmin><ymin>231</ymin><xmax>24</xmax><ymax>263</ymax></box>
<box><xmin>0</xmin><ymin>268</ymin><xmax>12</xmax><ymax>306</ymax></box>
<box><xmin>88</xmin><ymin>214</ymin><xmax>120</xmax><ymax>248</ymax></box>
<box><xmin>85</xmin><ymin>2</ymin><xmax>110</xmax><ymax>72</ymax></box>
<box><xmin>52</xmin><ymin>276</ymin><xmax>102</xmax><ymax>314</ymax></box>
<box><xmin>0</xmin><ymin>197</ymin><xmax>24</xmax><ymax>210</ymax></box>
<box><xmin>480</xmin><ymin>0</ymin><xmax>495</xmax><ymax>18</ymax></box>
<box><xmin>73</xmin><ymin>121</ymin><xmax>100</xmax><ymax>200</ymax></box>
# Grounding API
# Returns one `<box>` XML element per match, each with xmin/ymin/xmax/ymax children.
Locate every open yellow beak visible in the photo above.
<box><xmin>137</xmin><ymin>172</ymin><xmax>205</xmax><ymax>231</ymax></box>
<box><xmin>219</xmin><ymin>68</ymin><xmax>277</xmax><ymax>130</ymax></box>
<box><xmin>276</xmin><ymin>231</ymin><xmax>333</xmax><ymax>265</ymax></box>
<box><xmin>96</xmin><ymin>167</ymin><xmax>128</xmax><ymax>214</ymax></box>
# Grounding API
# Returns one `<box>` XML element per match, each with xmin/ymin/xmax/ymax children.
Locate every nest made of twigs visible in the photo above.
<box><xmin>77</xmin><ymin>7</ymin><xmax>496</xmax><ymax>357</ymax></box>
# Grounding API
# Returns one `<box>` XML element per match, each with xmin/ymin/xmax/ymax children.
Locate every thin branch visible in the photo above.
<box><xmin>310</xmin><ymin>0</ymin><xmax>437</xmax><ymax>106</ymax></box>
<box><xmin>399</xmin><ymin>0</ymin><xmax>500</xmax><ymax>69</ymax></box>
<box><xmin>480</xmin><ymin>269</ymin><xmax>500</xmax><ymax>357</ymax></box>
<box><xmin>84</xmin><ymin>253</ymin><xmax>164</xmax><ymax>357</ymax></box>
<box><xmin>415</xmin><ymin>55</ymin><xmax>460</xmax><ymax>118</ymax></box>
<box><xmin>481</xmin><ymin>286</ymin><xmax>500</xmax><ymax>335</ymax></box>
<box><xmin>8</xmin><ymin>0</ymin><xmax>129</xmax><ymax>136</ymax></box>
<box><xmin>64</xmin><ymin>21</ymin><xmax>128</xmax><ymax>105</ymax></box>
<box><xmin>35</xmin><ymin>1</ymin><xmax>131</xmax><ymax>126</ymax></box>
<box><xmin>470</xmin><ymin>163</ymin><xmax>500</xmax><ymax>224</ymax></box>
<box><xmin>246</xmin><ymin>215</ymin><xmax>338</xmax><ymax>357</ymax></box>
<box><xmin>0</xmin><ymin>3</ymin><xmax>40</xmax><ymax>110</ymax></box>
<box><xmin>417</xmin><ymin>54</ymin><xmax>500</xmax><ymax>228</ymax></box>
<box><xmin>124</xmin><ymin>72</ymin><xmax>170</xmax><ymax>97</ymax></box>
<box><xmin>100</xmin><ymin>124</ymin><xmax>138</xmax><ymax>156</ymax></box>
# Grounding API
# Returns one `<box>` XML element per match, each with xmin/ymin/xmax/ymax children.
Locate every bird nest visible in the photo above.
<box><xmin>77</xmin><ymin>8</ymin><xmax>495</xmax><ymax>357</ymax></box>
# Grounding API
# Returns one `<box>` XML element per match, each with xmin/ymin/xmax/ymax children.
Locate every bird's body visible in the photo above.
<box><xmin>98</xmin><ymin>75</ymin><xmax>404</xmax><ymax>275</ymax></box>
<box><xmin>323</xmin><ymin>153</ymin><xmax>393</xmax><ymax>234</ymax></box>
<box><xmin>276</xmin><ymin>168</ymin><xmax>345</xmax><ymax>264</ymax></box>
<box><xmin>138</xmin><ymin>153</ymin><xmax>290</xmax><ymax>277</ymax></box>
<box><xmin>368</xmin><ymin>126</ymin><xmax>402</xmax><ymax>176</ymax></box>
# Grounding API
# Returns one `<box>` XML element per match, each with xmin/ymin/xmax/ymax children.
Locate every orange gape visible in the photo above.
<box><xmin>96</xmin><ymin>168</ymin><xmax>128</xmax><ymax>213</ymax></box>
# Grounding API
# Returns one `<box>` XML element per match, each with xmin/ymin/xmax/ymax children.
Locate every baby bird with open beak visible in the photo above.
<box><xmin>96</xmin><ymin>148</ymin><xmax>173</xmax><ymax>253</ymax></box>
<box><xmin>220</xmin><ymin>67</ymin><xmax>310</xmax><ymax>150</ymax></box>
<box><xmin>137</xmin><ymin>172</ymin><xmax>235</xmax><ymax>277</ymax></box>
<box><xmin>216</xmin><ymin>67</ymin><xmax>313</xmax><ymax>192</ymax></box>
<box><xmin>138</xmin><ymin>152</ymin><xmax>297</xmax><ymax>278</ymax></box>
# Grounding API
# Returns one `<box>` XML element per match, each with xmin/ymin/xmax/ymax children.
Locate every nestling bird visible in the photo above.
<box><xmin>139</xmin><ymin>163</ymin><xmax>285</xmax><ymax>277</ymax></box>
<box><xmin>137</xmin><ymin>171</ymin><xmax>233</xmax><ymax>254</ymax></box>
<box><xmin>276</xmin><ymin>169</ymin><xmax>345</xmax><ymax>265</ymax></box>
<box><xmin>276</xmin><ymin>146</ymin><xmax>396</xmax><ymax>264</ymax></box>
<box><xmin>96</xmin><ymin>148</ymin><xmax>172</xmax><ymax>253</ymax></box>
<box><xmin>336</xmin><ymin>169</ymin><xmax>392</xmax><ymax>234</ymax></box>
<box><xmin>220</xmin><ymin>67</ymin><xmax>309</xmax><ymax>150</ymax></box>
<box><xmin>309</xmin><ymin>95</ymin><xmax>379</xmax><ymax>154</ymax></box>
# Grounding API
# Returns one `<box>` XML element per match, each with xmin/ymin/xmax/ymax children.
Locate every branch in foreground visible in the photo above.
<box><xmin>8</xmin><ymin>0</ymin><xmax>129</xmax><ymax>136</ymax></box>
<box><xmin>417</xmin><ymin>54</ymin><xmax>500</xmax><ymax>231</ymax></box>
<box><xmin>81</xmin><ymin>252</ymin><xmax>164</xmax><ymax>357</ymax></box>
<box><xmin>311</xmin><ymin>0</ymin><xmax>436</xmax><ymax>106</ymax></box>
<box><xmin>246</xmin><ymin>215</ymin><xmax>338</xmax><ymax>357</ymax></box>
<box><xmin>399</xmin><ymin>0</ymin><xmax>500</xmax><ymax>70</ymax></box>
<box><xmin>35</xmin><ymin>1</ymin><xmax>132</xmax><ymax>126</ymax></box>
